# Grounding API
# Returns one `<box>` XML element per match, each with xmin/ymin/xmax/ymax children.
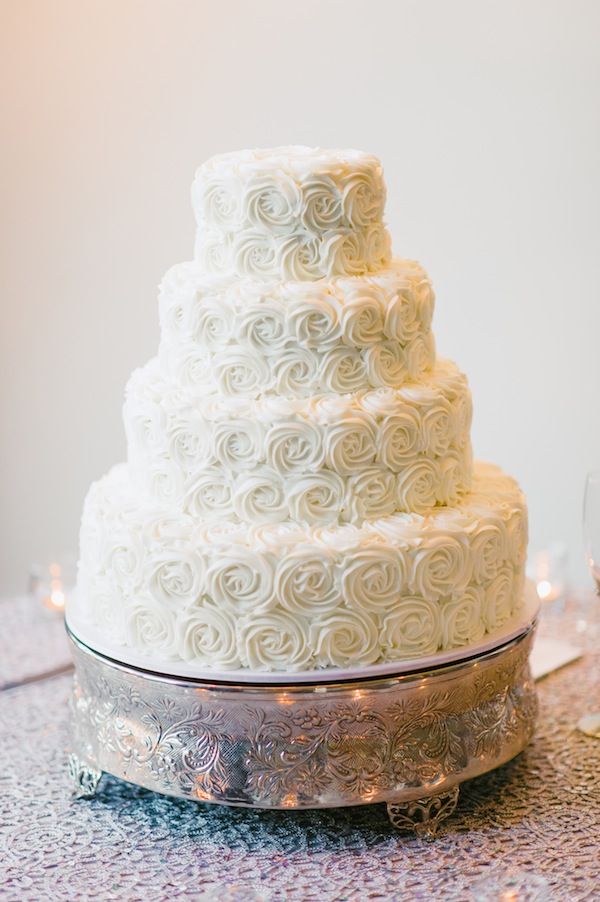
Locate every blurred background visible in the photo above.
<box><xmin>1</xmin><ymin>0</ymin><xmax>599</xmax><ymax>597</ymax></box>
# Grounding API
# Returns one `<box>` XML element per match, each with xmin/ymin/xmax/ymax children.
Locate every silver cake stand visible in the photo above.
<box><xmin>67</xmin><ymin>608</ymin><xmax>538</xmax><ymax>839</ymax></box>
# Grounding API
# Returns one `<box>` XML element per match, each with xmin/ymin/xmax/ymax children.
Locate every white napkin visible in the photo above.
<box><xmin>530</xmin><ymin>636</ymin><xmax>583</xmax><ymax>680</ymax></box>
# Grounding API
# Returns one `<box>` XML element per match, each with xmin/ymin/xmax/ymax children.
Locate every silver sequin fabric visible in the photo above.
<box><xmin>0</xmin><ymin>596</ymin><xmax>71</xmax><ymax>690</ymax></box>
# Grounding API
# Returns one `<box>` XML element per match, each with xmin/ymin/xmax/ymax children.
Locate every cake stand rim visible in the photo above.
<box><xmin>65</xmin><ymin>581</ymin><xmax>539</xmax><ymax>687</ymax></box>
<box><xmin>66</xmin><ymin>615</ymin><xmax>538</xmax><ymax>693</ymax></box>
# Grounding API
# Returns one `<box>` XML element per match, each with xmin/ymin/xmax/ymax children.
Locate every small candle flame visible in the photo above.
<box><xmin>43</xmin><ymin>563</ymin><xmax>66</xmax><ymax>612</ymax></box>
<box><xmin>50</xmin><ymin>588</ymin><xmax>65</xmax><ymax>609</ymax></box>
<box><xmin>536</xmin><ymin>579</ymin><xmax>553</xmax><ymax>600</ymax></box>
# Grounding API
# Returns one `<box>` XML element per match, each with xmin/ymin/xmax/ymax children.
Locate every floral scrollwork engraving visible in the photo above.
<box><xmin>386</xmin><ymin>786</ymin><xmax>460</xmax><ymax>839</ymax></box>
<box><xmin>68</xmin><ymin>753</ymin><xmax>102</xmax><ymax>800</ymax></box>
<box><xmin>68</xmin><ymin>628</ymin><xmax>537</xmax><ymax>820</ymax></box>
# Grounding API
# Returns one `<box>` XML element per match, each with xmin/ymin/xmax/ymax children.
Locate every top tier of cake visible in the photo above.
<box><xmin>192</xmin><ymin>146</ymin><xmax>392</xmax><ymax>281</ymax></box>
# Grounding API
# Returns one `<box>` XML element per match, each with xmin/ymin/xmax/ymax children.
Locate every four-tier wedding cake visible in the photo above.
<box><xmin>70</xmin><ymin>146</ymin><xmax>528</xmax><ymax>673</ymax></box>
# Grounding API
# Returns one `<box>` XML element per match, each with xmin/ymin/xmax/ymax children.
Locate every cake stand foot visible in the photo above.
<box><xmin>386</xmin><ymin>786</ymin><xmax>460</xmax><ymax>839</ymax></box>
<box><xmin>68</xmin><ymin>753</ymin><xmax>102</xmax><ymax>800</ymax></box>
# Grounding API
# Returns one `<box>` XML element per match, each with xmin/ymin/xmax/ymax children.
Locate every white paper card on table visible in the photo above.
<box><xmin>530</xmin><ymin>636</ymin><xmax>583</xmax><ymax>680</ymax></box>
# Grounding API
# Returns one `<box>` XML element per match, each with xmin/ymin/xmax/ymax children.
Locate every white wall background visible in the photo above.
<box><xmin>2</xmin><ymin>0</ymin><xmax>599</xmax><ymax>594</ymax></box>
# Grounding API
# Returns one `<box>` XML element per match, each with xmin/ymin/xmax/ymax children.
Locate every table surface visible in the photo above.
<box><xmin>1</xmin><ymin>594</ymin><xmax>599</xmax><ymax>902</ymax></box>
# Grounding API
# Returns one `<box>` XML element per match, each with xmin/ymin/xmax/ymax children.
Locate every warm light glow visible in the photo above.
<box><xmin>536</xmin><ymin>579</ymin><xmax>553</xmax><ymax>599</ymax></box>
<box><xmin>50</xmin><ymin>589</ymin><xmax>65</xmax><ymax>608</ymax></box>
<box><xmin>41</xmin><ymin>563</ymin><xmax>67</xmax><ymax>613</ymax></box>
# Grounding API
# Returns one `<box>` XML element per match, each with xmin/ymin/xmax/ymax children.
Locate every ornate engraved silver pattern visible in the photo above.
<box><xmin>387</xmin><ymin>787</ymin><xmax>460</xmax><ymax>839</ymax></box>
<box><xmin>67</xmin><ymin>753</ymin><xmax>102</xmax><ymax>799</ymax></box>
<box><xmin>68</xmin><ymin>624</ymin><xmax>537</xmax><ymax>825</ymax></box>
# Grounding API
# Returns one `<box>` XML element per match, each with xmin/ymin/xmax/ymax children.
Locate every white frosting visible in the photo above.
<box><xmin>71</xmin><ymin>146</ymin><xmax>529</xmax><ymax>675</ymax></box>
<box><xmin>124</xmin><ymin>358</ymin><xmax>473</xmax><ymax>522</ymax></box>
<box><xmin>158</xmin><ymin>259</ymin><xmax>436</xmax><ymax>397</ymax></box>
<box><xmin>192</xmin><ymin>147</ymin><xmax>391</xmax><ymax>280</ymax></box>
<box><xmin>74</xmin><ymin>461</ymin><xmax>528</xmax><ymax>672</ymax></box>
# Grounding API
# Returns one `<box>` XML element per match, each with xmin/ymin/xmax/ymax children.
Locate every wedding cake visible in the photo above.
<box><xmin>71</xmin><ymin>146</ymin><xmax>528</xmax><ymax>673</ymax></box>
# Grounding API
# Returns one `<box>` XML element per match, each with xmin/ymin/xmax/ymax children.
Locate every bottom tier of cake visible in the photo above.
<box><xmin>71</xmin><ymin>460</ymin><xmax>528</xmax><ymax>673</ymax></box>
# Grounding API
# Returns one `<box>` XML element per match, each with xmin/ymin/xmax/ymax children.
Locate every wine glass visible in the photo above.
<box><xmin>578</xmin><ymin>471</ymin><xmax>600</xmax><ymax>737</ymax></box>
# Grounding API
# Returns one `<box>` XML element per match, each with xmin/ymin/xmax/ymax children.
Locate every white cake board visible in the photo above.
<box><xmin>66</xmin><ymin>581</ymin><xmax>540</xmax><ymax>685</ymax></box>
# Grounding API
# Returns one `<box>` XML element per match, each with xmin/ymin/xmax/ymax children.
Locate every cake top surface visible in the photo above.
<box><xmin>196</xmin><ymin>145</ymin><xmax>384</xmax><ymax>180</ymax></box>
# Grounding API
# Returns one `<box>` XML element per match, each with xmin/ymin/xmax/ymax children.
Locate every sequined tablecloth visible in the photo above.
<box><xmin>0</xmin><ymin>596</ymin><xmax>71</xmax><ymax>690</ymax></box>
<box><xmin>1</xmin><ymin>595</ymin><xmax>599</xmax><ymax>902</ymax></box>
